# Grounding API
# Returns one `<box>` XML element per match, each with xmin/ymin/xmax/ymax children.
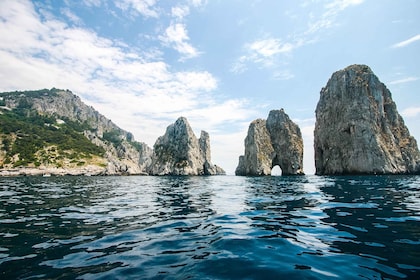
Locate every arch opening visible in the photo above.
<box><xmin>271</xmin><ymin>165</ymin><xmax>282</xmax><ymax>176</ymax></box>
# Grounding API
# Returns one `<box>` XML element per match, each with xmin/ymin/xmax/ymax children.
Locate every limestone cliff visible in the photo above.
<box><xmin>199</xmin><ymin>131</ymin><xmax>225</xmax><ymax>175</ymax></box>
<box><xmin>236</xmin><ymin>109</ymin><xmax>304</xmax><ymax>176</ymax></box>
<box><xmin>314</xmin><ymin>64</ymin><xmax>420</xmax><ymax>175</ymax></box>
<box><xmin>235</xmin><ymin>119</ymin><xmax>274</xmax><ymax>176</ymax></box>
<box><xmin>266</xmin><ymin>110</ymin><xmax>304</xmax><ymax>175</ymax></box>
<box><xmin>0</xmin><ymin>88</ymin><xmax>152</xmax><ymax>175</ymax></box>
<box><xmin>149</xmin><ymin>117</ymin><xmax>225</xmax><ymax>175</ymax></box>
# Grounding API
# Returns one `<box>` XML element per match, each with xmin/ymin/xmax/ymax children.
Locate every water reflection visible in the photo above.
<box><xmin>320</xmin><ymin>176</ymin><xmax>420</xmax><ymax>279</ymax></box>
<box><xmin>242</xmin><ymin>175</ymin><xmax>420</xmax><ymax>279</ymax></box>
<box><xmin>73</xmin><ymin>176</ymin><xmax>224</xmax><ymax>279</ymax></box>
<box><xmin>155</xmin><ymin>177</ymin><xmax>215</xmax><ymax>220</ymax></box>
<box><xmin>244</xmin><ymin>176</ymin><xmax>330</xmax><ymax>243</ymax></box>
<box><xmin>0</xmin><ymin>175</ymin><xmax>419</xmax><ymax>279</ymax></box>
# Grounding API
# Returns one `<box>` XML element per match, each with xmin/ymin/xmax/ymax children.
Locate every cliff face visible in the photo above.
<box><xmin>236</xmin><ymin>119</ymin><xmax>274</xmax><ymax>176</ymax></box>
<box><xmin>236</xmin><ymin>109</ymin><xmax>304</xmax><ymax>176</ymax></box>
<box><xmin>0</xmin><ymin>89</ymin><xmax>152</xmax><ymax>175</ymax></box>
<box><xmin>266</xmin><ymin>110</ymin><xmax>304</xmax><ymax>175</ymax></box>
<box><xmin>0</xmin><ymin>89</ymin><xmax>224</xmax><ymax>176</ymax></box>
<box><xmin>314</xmin><ymin>64</ymin><xmax>420</xmax><ymax>175</ymax></box>
<box><xmin>149</xmin><ymin>117</ymin><xmax>225</xmax><ymax>175</ymax></box>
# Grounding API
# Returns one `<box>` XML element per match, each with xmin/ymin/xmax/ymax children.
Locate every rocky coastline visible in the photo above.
<box><xmin>0</xmin><ymin>165</ymin><xmax>107</xmax><ymax>177</ymax></box>
<box><xmin>1</xmin><ymin>64</ymin><xmax>420</xmax><ymax>176</ymax></box>
<box><xmin>0</xmin><ymin>89</ymin><xmax>224</xmax><ymax>176</ymax></box>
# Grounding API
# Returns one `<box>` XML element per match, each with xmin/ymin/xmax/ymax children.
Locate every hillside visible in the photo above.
<box><xmin>0</xmin><ymin>89</ymin><xmax>152</xmax><ymax>175</ymax></box>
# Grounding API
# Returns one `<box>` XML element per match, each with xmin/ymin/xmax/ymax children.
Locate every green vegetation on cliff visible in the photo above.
<box><xmin>0</xmin><ymin>88</ymin><xmax>154</xmax><ymax>175</ymax></box>
<box><xmin>0</xmin><ymin>105</ymin><xmax>105</xmax><ymax>168</ymax></box>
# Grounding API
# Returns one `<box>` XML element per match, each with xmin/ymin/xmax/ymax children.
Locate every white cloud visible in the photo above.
<box><xmin>232</xmin><ymin>0</ymin><xmax>364</xmax><ymax>76</ymax></box>
<box><xmin>159</xmin><ymin>22</ymin><xmax>200</xmax><ymax>59</ymax></box>
<box><xmin>187</xmin><ymin>99</ymin><xmax>255</xmax><ymax>129</ymax></box>
<box><xmin>231</xmin><ymin>37</ymin><xmax>297</xmax><ymax>72</ymax></box>
<box><xmin>60</xmin><ymin>8</ymin><xmax>83</xmax><ymax>25</ymax></box>
<box><xmin>0</xmin><ymin>0</ymin><xmax>254</xmax><ymax>152</ymax></box>
<box><xmin>301</xmin><ymin>125</ymin><xmax>315</xmax><ymax>175</ymax></box>
<box><xmin>272</xmin><ymin>70</ymin><xmax>295</xmax><ymax>81</ymax></box>
<box><xmin>401</xmin><ymin>107</ymin><xmax>420</xmax><ymax>118</ymax></box>
<box><xmin>230</xmin><ymin>56</ymin><xmax>248</xmax><ymax>74</ymax></box>
<box><xmin>307</xmin><ymin>0</ymin><xmax>364</xmax><ymax>34</ymax></box>
<box><xmin>294</xmin><ymin>117</ymin><xmax>316</xmax><ymax>175</ymax></box>
<box><xmin>249</xmin><ymin>38</ymin><xmax>294</xmax><ymax>57</ymax></box>
<box><xmin>392</xmin><ymin>34</ymin><xmax>420</xmax><ymax>48</ymax></box>
<box><xmin>82</xmin><ymin>0</ymin><xmax>101</xmax><ymax>7</ymax></box>
<box><xmin>229</xmin><ymin>35</ymin><xmax>301</xmax><ymax>80</ymax></box>
<box><xmin>115</xmin><ymin>0</ymin><xmax>159</xmax><ymax>18</ymax></box>
<box><xmin>211</xmin><ymin>130</ymin><xmax>248</xmax><ymax>175</ymax></box>
<box><xmin>189</xmin><ymin>0</ymin><xmax>207</xmax><ymax>7</ymax></box>
<box><xmin>324</xmin><ymin>0</ymin><xmax>364</xmax><ymax>11</ymax></box>
<box><xmin>172</xmin><ymin>6</ymin><xmax>190</xmax><ymax>20</ymax></box>
<box><xmin>176</xmin><ymin>71</ymin><xmax>217</xmax><ymax>91</ymax></box>
<box><xmin>388</xmin><ymin>76</ymin><xmax>419</xmax><ymax>85</ymax></box>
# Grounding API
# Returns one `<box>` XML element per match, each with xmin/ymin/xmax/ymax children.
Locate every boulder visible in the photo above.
<box><xmin>236</xmin><ymin>109</ymin><xmax>304</xmax><ymax>176</ymax></box>
<box><xmin>149</xmin><ymin>117</ymin><xmax>225</xmax><ymax>175</ymax></box>
<box><xmin>314</xmin><ymin>64</ymin><xmax>420</xmax><ymax>175</ymax></box>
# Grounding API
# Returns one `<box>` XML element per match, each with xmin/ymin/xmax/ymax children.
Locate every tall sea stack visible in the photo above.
<box><xmin>236</xmin><ymin>109</ymin><xmax>304</xmax><ymax>176</ymax></box>
<box><xmin>149</xmin><ymin>117</ymin><xmax>225</xmax><ymax>175</ymax></box>
<box><xmin>314</xmin><ymin>64</ymin><xmax>420</xmax><ymax>175</ymax></box>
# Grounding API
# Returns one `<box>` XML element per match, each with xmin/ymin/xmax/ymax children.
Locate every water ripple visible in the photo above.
<box><xmin>0</xmin><ymin>175</ymin><xmax>419</xmax><ymax>279</ymax></box>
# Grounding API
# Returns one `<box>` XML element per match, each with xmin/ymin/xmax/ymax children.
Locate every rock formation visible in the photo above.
<box><xmin>149</xmin><ymin>117</ymin><xmax>225</xmax><ymax>175</ymax></box>
<box><xmin>266</xmin><ymin>110</ymin><xmax>305</xmax><ymax>175</ymax></box>
<box><xmin>0</xmin><ymin>89</ymin><xmax>225</xmax><ymax>176</ymax></box>
<box><xmin>236</xmin><ymin>119</ymin><xmax>274</xmax><ymax>176</ymax></box>
<box><xmin>314</xmin><ymin>64</ymin><xmax>420</xmax><ymax>175</ymax></box>
<box><xmin>235</xmin><ymin>109</ymin><xmax>304</xmax><ymax>176</ymax></box>
<box><xmin>0</xmin><ymin>88</ymin><xmax>152</xmax><ymax>175</ymax></box>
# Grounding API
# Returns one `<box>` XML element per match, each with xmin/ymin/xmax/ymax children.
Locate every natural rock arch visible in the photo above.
<box><xmin>235</xmin><ymin>109</ymin><xmax>304</xmax><ymax>176</ymax></box>
<box><xmin>271</xmin><ymin>165</ymin><xmax>282</xmax><ymax>176</ymax></box>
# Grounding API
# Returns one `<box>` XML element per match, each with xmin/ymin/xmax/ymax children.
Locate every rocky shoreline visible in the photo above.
<box><xmin>0</xmin><ymin>165</ymin><xmax>107</xmax><ymax>177</ymax></box>
<box><xmin>1</xmin><ymin>65</ymin><xmax>420</xmax><ymax>176</ymax></box>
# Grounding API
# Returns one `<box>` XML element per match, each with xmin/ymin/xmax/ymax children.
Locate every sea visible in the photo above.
<box><xmin>0</xmin><ymin>175</ymin><xmax>419</xmax><ymax>279</ymax></box>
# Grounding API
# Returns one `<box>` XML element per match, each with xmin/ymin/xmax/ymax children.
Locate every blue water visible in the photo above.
<box><xmin>0</xmin><ymin>175</ymin><xmax>419</xmax><ymax>279</ymax></box>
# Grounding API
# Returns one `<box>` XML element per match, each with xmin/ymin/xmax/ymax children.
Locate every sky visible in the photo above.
<box><xmin>0</xmin><ymin>0</ymin><xmax>419</xmax><ymax>175</ymax></box>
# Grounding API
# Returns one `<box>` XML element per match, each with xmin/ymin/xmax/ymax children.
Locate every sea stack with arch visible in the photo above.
<box><xmin>235</xmin><ymin>109</ymin><xmax>304</xmax><ymax>176</ymax></box>
<box><xmin>314</xmin><ymin>64</ymin><xmax>420</xmax><ymax>175</ymax></box>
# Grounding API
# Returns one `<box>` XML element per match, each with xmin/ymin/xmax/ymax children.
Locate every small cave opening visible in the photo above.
<box><xmin>271</xmin><ymin>165</ymin><xmax>282</xmax><ymax>176</ymax></box>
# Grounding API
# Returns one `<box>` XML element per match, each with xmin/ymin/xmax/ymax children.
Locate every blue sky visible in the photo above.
<box><xmin>0</xmin><ymin>0</ymin><xmax>419</xmax><ymax>174</ymax></box>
